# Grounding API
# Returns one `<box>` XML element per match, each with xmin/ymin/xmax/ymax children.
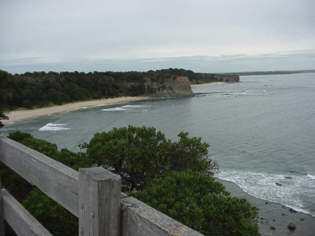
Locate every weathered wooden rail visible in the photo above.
<box><xmin>0</xmin><ymin>136</ymin><xmax>203</xmax><ymax>236</ymax></box>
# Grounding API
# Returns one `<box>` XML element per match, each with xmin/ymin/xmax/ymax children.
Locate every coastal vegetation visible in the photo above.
<box><xmin>0</xmin><ymin>127</ymin><xmax>259</xmax><ymax>236</ymax></box>
<box><xmin>84</xmin><ymin>126</ymin><xmax>215</xmax><ymax>191</ymax></box>
<box><xmin>0</xmin><ymin>69</ymin><xmax>238</xmax><ymax>112</ymax></box>
<box><xmin>131</xmin><ymin>171</ymin><xmax>259</xmax><ymax>236</ymax></box>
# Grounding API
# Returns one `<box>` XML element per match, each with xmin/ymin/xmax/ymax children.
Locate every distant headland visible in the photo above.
<box><xmin>0</xmin><ymin>68</ymin><xmax>239</xmax><ymax>124</ymax></box>
<box><xmin>229</xmin><ymin>69</ymin><xmax>315</xmax><ymax>76</ymax></box>
<box><xmin>1</xmin><ymin>68</ymin><xmax>239</xmax><ymax>109</ymax></box>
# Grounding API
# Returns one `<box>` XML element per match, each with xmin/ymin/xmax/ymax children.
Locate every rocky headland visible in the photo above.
<box><xmin>2</xmin><ymin>69</ymin><xmax>240</xmax><ymax>113</ymax></box>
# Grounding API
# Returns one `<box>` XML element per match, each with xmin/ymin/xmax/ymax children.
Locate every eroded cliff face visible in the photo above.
<box><xmin>144</xmin><ymin>76</ymin><xmax>193</xmax><ymax>97</ymax></box>
<box><xmin>114</xmin><ymin>75</ymin><xmax>193</xmax><ymax>97</ymax></box>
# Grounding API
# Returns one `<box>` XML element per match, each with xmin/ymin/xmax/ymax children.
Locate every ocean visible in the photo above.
<box><xmin>2</xmin><ymin>73</ymin><xmax>315</xmax><ymax>216</ymax></box>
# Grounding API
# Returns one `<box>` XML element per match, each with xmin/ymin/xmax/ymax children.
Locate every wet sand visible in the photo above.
<box><xmin>1</xmin><ymin>96</ymin><xmax>150</xmax><ymax>125</ymax></box>
<box><xmin>217</xmin><ymin>179</ymin><xmax>315</xmax><ymax>236</ymax></box>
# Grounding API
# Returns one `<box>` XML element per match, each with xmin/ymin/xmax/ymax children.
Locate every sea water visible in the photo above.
<box><xmin>2</xmin><ymin>73</ymin><xmax>315</xmax><ymax>216</ymax></box>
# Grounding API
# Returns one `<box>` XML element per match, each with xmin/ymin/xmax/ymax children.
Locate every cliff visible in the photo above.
<box><xmin>144</xmin><ymin>76</ymin><xmax>192</xmax><ymax>97</ymax></box>
<box><xmin>113</xmin><ymin>75</ymin><xmax>193</xmax><ymax>97</ymax></box>
<box><xmin>150</xmin><ymin>76</ymin><xmax>192</xmax><ymax>97</ymax></box>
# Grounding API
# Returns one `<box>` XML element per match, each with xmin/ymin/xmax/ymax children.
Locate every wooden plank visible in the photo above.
<box><xmin>0</xmin><ymin>178</ymin><xmax>4</xmax><ymax>236</ymax></box>
<box><xmin>0</xmin><ymin>137</ymin><xmax>79</xmax><ymax>216</ymax></box>
<box><xmin>121</xmin><ymin>197</ymin><xmax>204</xmax><ymax>236</ymax></box>
<box><xmin>2</xmin><ymin>189</ymin><xmax>52</xmax><ymax>236</ymax></box>
<box><xmin>79</xmin><ymin>167</ymin><xmax>121</xmax><ymax>236</ymax></box>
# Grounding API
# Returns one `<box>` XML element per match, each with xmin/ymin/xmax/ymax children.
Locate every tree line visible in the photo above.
<box><xmin>0</xmin><ymin>68</ymin><xmax>237</xmax><ymax>113</ymax></box>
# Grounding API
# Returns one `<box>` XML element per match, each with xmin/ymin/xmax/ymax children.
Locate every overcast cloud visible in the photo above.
<box><xmin>1</xmin><ymin>0</ymin><xmax>314</xmax><ymax>73</ymax></box>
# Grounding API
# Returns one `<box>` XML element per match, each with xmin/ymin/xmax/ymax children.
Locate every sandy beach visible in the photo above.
<box><xmin>1</xmin><ymin>82</ymin><xmax>222</xmax><ymax>125</ymax></box>
<box><xmin>1</xmin><ymin>96</ymin><xmax>150</xmax><ymax>125</ymax></box>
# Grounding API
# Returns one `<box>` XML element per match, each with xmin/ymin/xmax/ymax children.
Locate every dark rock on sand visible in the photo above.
<box><xmin>288</xmin><ymin>223</ymin><xmax>296</xmax><ymax>231</ymax></box>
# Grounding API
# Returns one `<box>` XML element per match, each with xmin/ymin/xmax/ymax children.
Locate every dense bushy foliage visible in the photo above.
<box><xmin>86</xmin><ymin>126</ymin><xmax>216</xmax><ymax>191</ymax></box>
<box><xmin>1</xmin><ymin>70</ymin><xmax>171</xmax><ymax>109</ymax></box>
<box><xmin>4</xmin><ymin>71</ymin><xmax>146</xmax><ymax>109</ymax></box>
<box><xmin>131</xmin><ymin>171</ymin><xmax>259</xmax><ymax>236</ymax></box>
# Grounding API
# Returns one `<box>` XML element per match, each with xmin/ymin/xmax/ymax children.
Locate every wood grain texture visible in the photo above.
<box><xmin>0</xmin><ymin>137</ymin><xmax>79</xmax><ymax>216</ymax></box>
<box><xmin>2</xmin><ymin>189</ymin><xmax>52</xmax><ymax>236</ymax></box>
<box><xmin>79</xmin><ymin>167</ymin><xmax>121</xmax><ymax>236</ymax></box>
<box><xmin>121</xmin><ymin>197</ymin><xmax>204</xmax><ymax>236</ymax></box>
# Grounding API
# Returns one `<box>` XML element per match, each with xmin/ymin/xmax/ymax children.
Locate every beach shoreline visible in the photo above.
<box><xmin>1</xmin><ymin>81</ymin><xmax>223</xmax><ymax>125</ymax></box>
<box><xmin>217</xmin><ymin>179</ymin><xmax>315</xmax><ymax>236</ymax></box>
<box><xmin>1</xmin><ymin>96</ymin><xmax>151</xmax><ymax>125</ymax></box>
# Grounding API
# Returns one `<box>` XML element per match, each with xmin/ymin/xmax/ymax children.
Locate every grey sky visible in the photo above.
<box><xmin>1</xmin><ymin>0</ymin><xmax>315</xmax><ymax>73</ymax></box>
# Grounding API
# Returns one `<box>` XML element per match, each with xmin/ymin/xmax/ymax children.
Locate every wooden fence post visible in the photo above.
<box><xmin>79</xmin><ymin>167</ymin><xmax>121</xmax><ymax>236</ymax></box>
<box><xmin>0</xmin><ymin>177</ymin><xmax>4</xmax><ymax>236</ymax></box>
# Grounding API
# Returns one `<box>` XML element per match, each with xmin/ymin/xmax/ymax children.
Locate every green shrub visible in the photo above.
<box><xmin>130</xmin><ymin>171</ymin><xmax>260</xmax><ymax>236</ymax></box>
<box><xmin>86</xmin><ymin>126</ymin><xmax>216</xmax><ymax>191</ymax></box>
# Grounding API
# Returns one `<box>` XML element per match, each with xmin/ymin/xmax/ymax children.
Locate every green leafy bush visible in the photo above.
<box><xmin>131</xmin><ymin>171</ymin><xmax>260</xmax><ymax>236</ymax></box>
<box><xmin>86</xmin><ymin>126</ymin><xmax>216</xmax><ymax>191</ymax></box>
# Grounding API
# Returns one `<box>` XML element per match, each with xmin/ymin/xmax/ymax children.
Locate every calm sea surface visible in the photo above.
<box><xmin>2</xmin><ymin>73</ymin><xmax>315</xmax><ymax>216</ymax></box>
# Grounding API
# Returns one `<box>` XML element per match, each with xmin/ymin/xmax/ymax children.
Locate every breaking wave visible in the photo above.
<box><xmin>102</xmin><ymin>107</ymin><xmax>126</xmax><ymax>111</ymax></box>
<box><xmin>102</xmin><ymin>104</ymin><xmax>151</xmax><ymax>112</ymax></box>
<box><xmin>216</xmin><ymin>169</ymin><xmax>315</xmax><ymax>216</ymax></box>
<box><xmin>121</xmin><ymin>105</ymin><xmax>151</xmax><ymax>108</ymax></box>
<box><xmin>39</xmin><ymin>123</ymin><xmax>70</xmax><ymax>131</ymax></box>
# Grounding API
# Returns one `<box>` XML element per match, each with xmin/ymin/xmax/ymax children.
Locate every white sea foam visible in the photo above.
<box><xmin>121</xmin><ymin>105</ymin><xmax>151</xmax><ymax>108</ymax></box>
<box><xmin>102</xmin><ymin>104</ymin><xmax>151</xmax><ymax>112</ymax></box>
<box><xmin>216</xmin><ymin>170</ymin><xmax>315</xmax><ymax>216</ymax></box>
<box><xmin>80</xmin><ymin>106</ymin><xmax>88</xmax><ymax>109</ymax></box>
<box><xmin>102</xmin><ymin>107</ymin><xmax>126</xmax><ymax>111</ymax></box>
<box><xmin>307</xmin><ymin>174</ymin><xmax>315</xmax><ymax>180</ymax></box>
<box><xmin>39</xmin><ymin>123</ymin><xmax>70</xmax><ymax>131</ymax></box>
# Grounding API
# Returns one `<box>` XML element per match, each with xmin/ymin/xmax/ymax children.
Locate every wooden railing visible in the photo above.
<box><xmin>0</xmin><ymin>136</ymin><xmax>203</xmax><ymax>236</ymax></box>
